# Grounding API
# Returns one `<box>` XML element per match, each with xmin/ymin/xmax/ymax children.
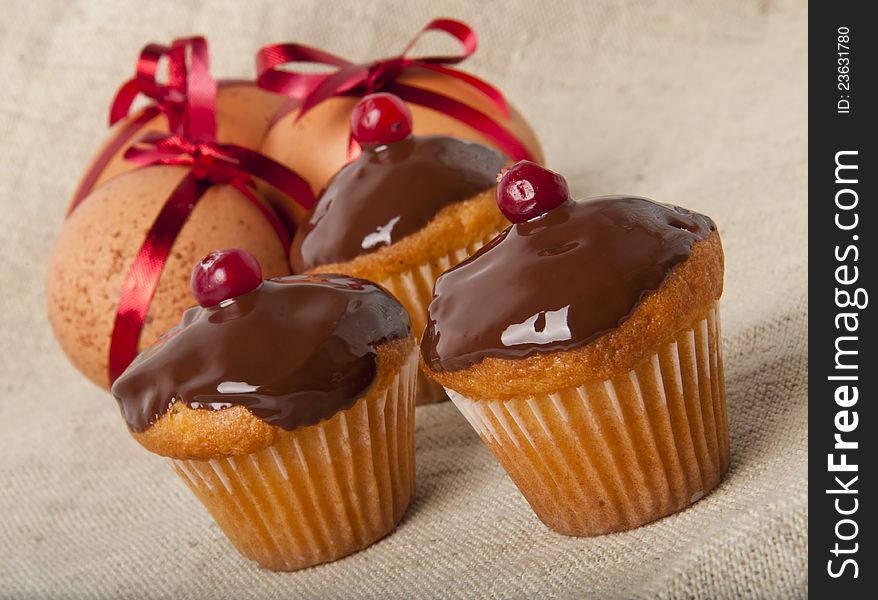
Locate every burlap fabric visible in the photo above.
<box><xmin>0</xmin><ymin>0</ymin><xmax>807</xmax><ymax>597</ymax></box>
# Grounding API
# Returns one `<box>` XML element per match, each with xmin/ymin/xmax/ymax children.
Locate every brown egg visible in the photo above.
<box><xmin>47</xmin><ymin>166</ymin><xmax>290</xmax><ymax>390</ymax></box>
<box><xmin>70</xmin><ymin>82</ymin><xmax>286</xmax><ymax>210</ymax></box>
<box><xmin>258</xmin><ymin>66</ymin><xmax>544</xmax><ymax>222</ymax></box>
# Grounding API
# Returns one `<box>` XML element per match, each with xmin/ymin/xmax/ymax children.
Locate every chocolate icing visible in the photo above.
<box><xmin>421</xmin><ymin>196</ymin><xmax>715</xmax><ymax>372</ymax></box>
<box><xmin>290</xmin><ymin>136</ymin><xmax>506</xmax><ymax>272</ymax></box>
<box><xmin>112</xmin><ymin>275</ymin><xmax>410</xmax><ymax>433</ymax></box>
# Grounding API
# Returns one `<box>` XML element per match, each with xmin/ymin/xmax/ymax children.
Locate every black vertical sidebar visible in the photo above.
<box><xmin>809</xmin><ymin>2</ymin><xmax>876</xmax><ymax>596</ymax></box>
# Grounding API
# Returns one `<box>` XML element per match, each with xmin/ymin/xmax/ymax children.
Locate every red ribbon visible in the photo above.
<box><xmin>68</xmin><ymin>37</ymin><xmax>217</xmax><ymax>214</ymax></box>
<box><xmin>107</xmin><ymin>132</ymin><xmax>314</xmax><ymax>382</ymax></box>
<box><xmin>123</xmin><ymin>132</ymin><xmax>313</xmax><ymax>245</ymax></box>
<box><xmin>66</xmin><ymin>36</ymin><xmax>315</xmax><ymax>383</ymax></box>
<box><xmin>256</xmin><ymin>18</ymin><xmax>534</xmax><ymax>162</ymax></box>
<box><xmin>109</xmin><ymin>37</ymin><xmax>217</xmax><ymax>140</ymax></box>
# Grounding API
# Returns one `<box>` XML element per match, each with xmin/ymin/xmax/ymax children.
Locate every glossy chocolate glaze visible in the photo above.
<box><xmin>422</xmin><ymin>197</ymin><xmax>716</xmax><ymax>372</ymax></box>
<box><xmin>290</xmin><ymin>136</ymin><xmax>506</xmax><ymax>272</ymax></box>
<box><xmin>112</xmin><ymin>275</ymin><xmax>410</xmax><ymax>432</ymax></box>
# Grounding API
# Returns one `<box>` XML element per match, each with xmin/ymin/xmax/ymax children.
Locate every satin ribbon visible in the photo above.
<box><xmin>68</xmin><ymin>36</ymin><xmax>314</xmax><ymax>383</ymax></box>
<box><xmin>107</xmin><ymin>132</ymin><xmax>315</xmax><ymax>382</ymax></box>
<box><xmin>256</xmin><ymin>18</ymin><xmax>534</xmax><ymax>162</ymax></box>
<box><xmin>109</xmin><ymin>37</ymin><xmax>217</xmax><ymax>141</ymax></box>
<box><xmin>68</xmin><ymin>37</ymin><xmax>217</xmax><ymax>214</ymax></box>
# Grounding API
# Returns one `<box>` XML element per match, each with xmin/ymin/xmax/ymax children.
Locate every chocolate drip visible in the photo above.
<box><xmin>112</xmin><ymin>275</ymin><xmax>410</xmax><ymax>432</ymax></box>
<box><xmin>421</xmin><ymin>197</ymin><xmax>715</xmax><ymax>372</ymax></box>
<box><xmin>290</xmin><ymin>136</ymin><xmax>506</xmax><ymax>272</ymax></box>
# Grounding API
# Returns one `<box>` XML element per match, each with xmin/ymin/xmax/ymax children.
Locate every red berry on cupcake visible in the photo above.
<box><xmin>350</xmin><ymin>93</ymin><xmax>414</xmax><ymax>144</ymax></box>
<box><xmin>496</xmin><ymin>160</ymin><xmax>570</xmax><ymax>223</ymax></box>
<box><xmin>190</xmin><ymin>248</ymin><xmax>263</xmax><ymax>307</ymax></box>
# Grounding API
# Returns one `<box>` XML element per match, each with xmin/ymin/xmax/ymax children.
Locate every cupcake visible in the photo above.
<box><xmin>111</xmin><ymin>249</ymin><xmax>417</xmax><ymax>570</ymax></box>
<box><xmin>290</xmin><ymin>93</ymin><xmax>509</xmax><ymax>405</ymax></box>
<box><xmin>420</xmin><ymin>162</ymin><xmax>729</xmax><ymax>536</ymax></box>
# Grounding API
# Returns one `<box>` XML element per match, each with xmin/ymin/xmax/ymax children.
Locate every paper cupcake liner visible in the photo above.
<box><xmin>379</xmin><ymin>229</ymin><xmax>502</xmax><ymax>405</ymax></box>
<box><xmin>447</xmin><ymin>302</ymin><xmax>729</xmax><ymax>537</ymax></box>
<box><xmin>169</xmin><ymin>349</ymin><xmax>418</xmax><ymax>571</ymax></box>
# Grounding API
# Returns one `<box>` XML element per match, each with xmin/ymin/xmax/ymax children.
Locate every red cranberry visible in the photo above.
<box><xmin>350</xmin><ymin>93</ymin><xmax>413</xmax><ymax>144</ymax></box>
<box><xmin>190</xmin><ymin>248</ymin><xmax>262</xmax><ymax>308</ymax></box>
<box><xmin>496</xmin><ymin>161</ymin><xmax>570</xmax><ymax>223</ymax></box>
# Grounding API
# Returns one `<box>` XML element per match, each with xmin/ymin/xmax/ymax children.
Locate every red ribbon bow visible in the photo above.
<box><xmin>109</xmin><ymin>37</ymin><xmax>217</xmax><ymax>140</ymax></box>
<box><xmin>66</xmin><ymin>36</ymin><xmax>315</xmax><ymax>383</ymax></box>
<box><xmin>256</xmin><ymin>18</ymin><xmax>533</xmax><ymax>162</ymax></box>
<box><xmin>68</xmin><ymin>37</ymin><xmax>219</xmax><ymax>214</ymax></box>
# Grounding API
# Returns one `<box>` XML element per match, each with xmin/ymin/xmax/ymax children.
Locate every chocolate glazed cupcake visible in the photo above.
<box><xmin>112</xmin><ymin>250</ymin><xmax>417</xmax><ymax>571</ymax></box>
<box><xmin>421</xmin><ymin>162</ymin><xmax>729</xmax><ymax>537</ymax></box>
<box><xmin>290</xmin><ymin>94</ymin><xmax>509</xmax><ymax>405</ymax></box>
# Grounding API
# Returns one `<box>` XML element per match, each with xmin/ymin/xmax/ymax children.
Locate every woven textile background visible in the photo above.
<box><xmin>0</xmin><ymin>0</ymin><xmax>807</xmax><ymax>597</ymax></box>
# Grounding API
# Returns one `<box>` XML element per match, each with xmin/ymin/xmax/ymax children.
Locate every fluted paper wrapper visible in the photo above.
<box><xmin>169</xmin><ymin>350</ymin><xmax>418</xmax><ymax>571</ymax></box>
<box><xmin>379</xmin><ymin>229</ymin><xmax>502</xmax><ymax>405</ymax></box>
<box><xmin>447</xmin><ymin>303</ymin><xmax>729</xmax><ymax>537</ymax></box>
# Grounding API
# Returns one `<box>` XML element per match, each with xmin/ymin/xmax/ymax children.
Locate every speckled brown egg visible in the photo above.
<box><xmin>48</xmin><ymin>165</ymin><xmax>290</xmax><ymax>390</ymax></box>
<box><xmin>258</xmin><ymin>66</ymin><xmax>543</xmax><ymax>222</ymax></box>
<box><xmin>69</xmin><ymin>82</ymin><xmax>286</xmax><ymax>211</ymax></box>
